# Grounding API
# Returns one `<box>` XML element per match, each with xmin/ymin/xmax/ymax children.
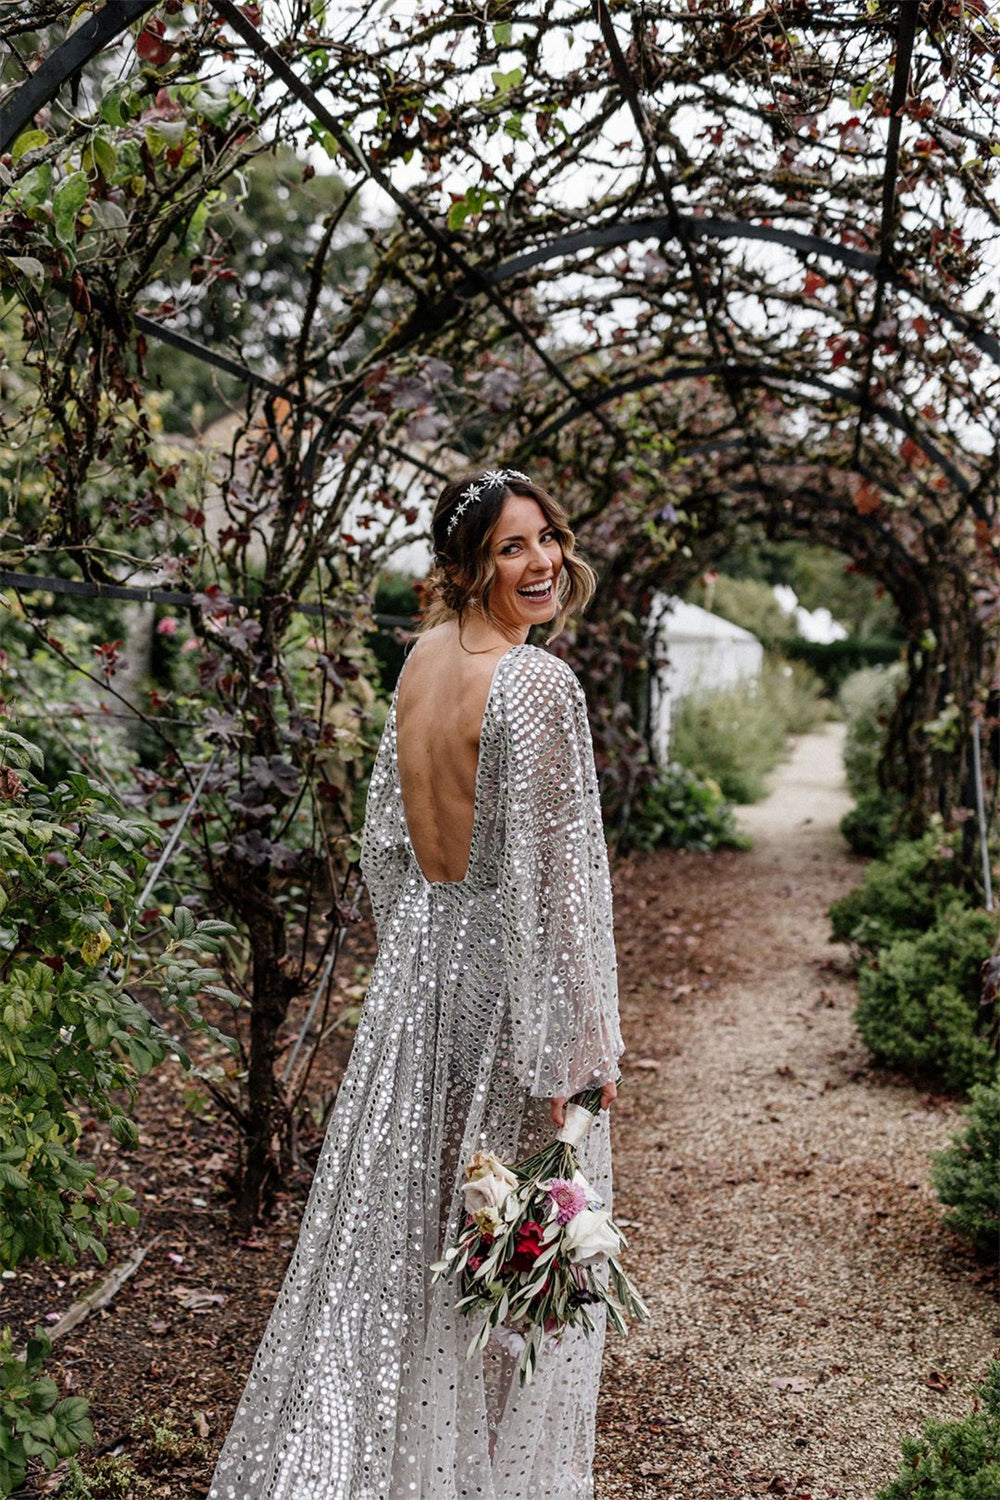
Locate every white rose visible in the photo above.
<box><xmin>463</xmin><ymin>1153</ymin><xmax>518</xmax><ymax>1216</ymax></box>
<box><xmin>560</xmin><ymin>1208</ymin><xmax>621</xmax><ymax>1266</ymax></box>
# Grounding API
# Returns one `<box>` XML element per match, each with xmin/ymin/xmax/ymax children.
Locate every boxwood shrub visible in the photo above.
<box><xmin>931</xmin><ymin>1083</ymin><xmax>999</xmax><ymax>1261</ymax></box>
<box><xmin>829</xmin><ymin>832</ymin><xmax>968</xmax><ymax>956</ymax></box>
<box><xmin>876</xmin><ymin>1360</ymin><xmax>1000</xmax><ymax>1500</ymax></box>
<box><xmin>855</xmin><ymin>903</ymin><xmax>996</xmax><ymax>1092</ymax></box>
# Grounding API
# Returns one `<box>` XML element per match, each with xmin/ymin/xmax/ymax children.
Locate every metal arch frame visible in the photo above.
<box><xmin>520</xmin><ymin>359</ymin><xmax>982</xmax><ymax>510</ymax></box>
<box><xmin>5</xmin><ymin>10</ymin><xmax>995</xmax><ymax>376</ymax></box>
<box><xmin>851</xmin><ymin>1</ymin><xmax>921</xmax><ymax>470</ymax></box>
<box><xmin>206</xmin><ymin>0</ymin><xmax>629</xmax><ymax>456</ymax></box>
<box><xmin>0</xmin><ymin>1</ymin><xmax>157</xmax><ymax>154</ymax></box>
<box><xmin>0</xmin><ymin>1</ymin><xmax>995</xmax><ymax>526</ymax></box>
<box><xmin>457</xmin><ymin>216</ymin><xmax>1000</xmax><ymax>372</ymax></box>
<box><xmin>590</xmin><ymin>0</ymin><xmax>770</xmax><ymax>502</ymax></box>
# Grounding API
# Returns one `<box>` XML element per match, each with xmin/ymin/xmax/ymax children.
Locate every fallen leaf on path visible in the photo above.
<box><xmin>172</xmin><ymin>1286</ymin><xmax>226</xmax><ymax>1310</ymax></box>
<box><xmin>923</xmin><ymin>1370</ymin><xmax>951</xmax><ymax>1392</ymax></box>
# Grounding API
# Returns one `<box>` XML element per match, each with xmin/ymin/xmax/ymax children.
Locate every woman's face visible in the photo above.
<box><xmin>487</xmin><ymin>493</ymin><xmax>564</xmax><ymax>635</ymax></box>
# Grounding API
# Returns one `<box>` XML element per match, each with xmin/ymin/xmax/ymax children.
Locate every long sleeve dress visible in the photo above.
<box><xmin>208</xmin><ymin>642</ymin><xmax>625</xmax><ymax>1500</ymax></box>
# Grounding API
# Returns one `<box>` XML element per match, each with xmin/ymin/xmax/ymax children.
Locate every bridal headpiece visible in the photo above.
<box><xmin>446</xmin><ymin>468</ymin><xmax>532</xmax><ymax>537</ymax></box>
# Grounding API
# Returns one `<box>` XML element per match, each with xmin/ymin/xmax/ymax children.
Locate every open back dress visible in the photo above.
<box><xmin>208</xmin><ymin>642</ymin><xmax>624</xmax><ymax>1500</ymax></box>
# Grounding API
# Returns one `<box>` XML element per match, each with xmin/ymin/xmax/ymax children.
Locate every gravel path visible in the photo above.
<box><xmin>595</xmin><ymin>725</ymin><xmax>998</xmax><ymax>1500</ymax></box>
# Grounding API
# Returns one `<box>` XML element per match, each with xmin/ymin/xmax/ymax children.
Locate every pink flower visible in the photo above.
<box><xmin>545</xmin><ymin>1178</ymin><xmax>588</xmax><ymax>1225</ymax></box>
<box><xmin>156</xmin><ymin>616</ymin><xmax>178</xmax><ymax>636</ymax></box>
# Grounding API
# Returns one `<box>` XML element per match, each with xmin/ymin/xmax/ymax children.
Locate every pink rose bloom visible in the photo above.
<box><xmin>545</xmin><ymin>1178</ymin><xmax>588</xmax><ymax>1226</ymax></box>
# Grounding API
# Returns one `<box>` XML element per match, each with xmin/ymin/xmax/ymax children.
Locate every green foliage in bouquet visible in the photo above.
<box><xmin>624</xmin><ymin>764</ymin><xmax>751</xmax><ymax>853</ymax></box>
<box><xmin>829</xmin><ymin>831</ymin><xmax>969</xmax><ymax>956</ymax></box>
<box><xmin>875</xmin><ymin>1360</ymin><xmax>1000</xmax><ymax>1500</ymax></box>
<box><xmin>855</xmin><ymin>903</ymin><xmax>996</xmax><ymax>1092</ymax></box>
<box><xmin>0</xmin><ymin>724</ymin><xmax>239</xmax><ymax>1268</ymax></box>
<box><xmin>0</xmin><ymin>1327</ymin><xmax>93</xmax><ymax>1495</ymax></box>
<box><xmin>432</xmin><ymin>1085</ymin><xmax>648</xmax><ymax>1385</ymax></box>
<box><xmin>931</xmin><ymin>1083</ymin><xmax>1000</xmax><ymax>1260</ymax></box>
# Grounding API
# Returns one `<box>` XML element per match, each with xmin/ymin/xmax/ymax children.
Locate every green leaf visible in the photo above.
<box><xmin>492</xmin><ymin>22</ymin><xmax>513</xmax><ymax>46</ymax></box>
<box><xmin>99</xmin><ymin>82</ymin><xmax>136</xmax><ymax>127</ymax></box>
<box><xmin>11</xmin><ymin>129</ymin><xmax>48</xmax><ymax>163</ymax></box>
<box><xmin>92</xmin><ymin>136</ymin><xmax>117</xmax><ymax>179</ymax></box>
<box><xmin>490</xmin><ymin>67</ymin><xmax>524</xmax><ymax>96</ymax></box>
<box><xmin>52</xmin><ymin>172</ymin><xmax>89</xmax><ymax>245</ymax></box>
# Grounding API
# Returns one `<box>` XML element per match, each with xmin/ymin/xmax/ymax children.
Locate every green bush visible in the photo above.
<box><xmin>784</xmin><ymin>637</ymin><xmax>902</xmax><ymax>694</ymax></box>
<box><xmin>0</xmin><ymin>725</ymin><xmax>238</xmax><ymax>1268</ymax></box>
<box><xmin>875</xmin><ymin>1359</ymin><xmax>1000</xmax><ymax>1500</ymax></box>
<box><xmin>0</xmin><ymin>1327</ymin><xmax>93</xmax><ymax>1494</ymax></box>
<box><xmin>624</xmin><ymin>764</ymin><xmax>751</xmax><ymax>853</ymax></box>
<box><xmin>0</xmin><ymin>724</ymin><xmax>239</xmax><ymax>1499</ymax></box>
<box><xmin>830</xmin><ymin>832</ymin><xmax>967</xmax><ymax>955</ymax></box>
<box><xmin>671</xmin><ymin>680</ymin><xmax>786</xmax><ymax>803</ymax></box>
<box><xmin>839</xmin><ymin>663</ymin><xmax>905</xmax><ymax>801</ymax></box>
<box><xmin>932</xmin><ymin>1083</ymin><xmax>1000</xmax><ymax>1260</ymax></box>
<box><xmin>855</xmin><ymin>902</ymin><xmax>996</xmax><ymax>1091</ymax></box>
<box><xmin>760</xmin><ymin>655</ymin><xmax>827</xmax><ymax>735</ymax></box>
<box><xmin>840</xmin><ymin>788</ymin><xmax>900</xmax><ymax>858</ymax></box>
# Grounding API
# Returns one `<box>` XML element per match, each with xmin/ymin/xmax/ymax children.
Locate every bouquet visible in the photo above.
<box><xmin>431</xmin><ymin>1083</ymin><xmax>649</xmax><ymax>1384</ymax></box>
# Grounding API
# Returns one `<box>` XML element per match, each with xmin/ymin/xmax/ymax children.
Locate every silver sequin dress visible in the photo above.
<box><xmin>208</xmin><ymin>643</ymin><xmax>625</xmax><ymax>1500</ymax></box>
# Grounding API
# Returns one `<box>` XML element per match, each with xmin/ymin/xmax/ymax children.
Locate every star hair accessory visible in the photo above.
<box><xmin>445</xmin><ymin>468</ymin><xmax>531</xmax><ymax>537</ymax></box>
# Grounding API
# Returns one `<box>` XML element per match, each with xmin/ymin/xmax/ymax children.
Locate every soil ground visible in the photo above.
<box><xmin>7</xmin><ymin>723</ymin><xmax>997</xmax><ymax>1498</ymax></box>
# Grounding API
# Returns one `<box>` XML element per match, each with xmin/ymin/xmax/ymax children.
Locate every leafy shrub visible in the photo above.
<box><xmin>0</xmin><ymin>724</ymin><xmax>239</xmax><ymax>1268</ymax></box>
<box><xmin>839</xmin><ymin>663</ymin><xmax>905</xmax><ymax>801</ymax></box>
<box><xmin>932</xmin><ymin>1083</ymin><xmax>999</xmax><ymax>1260</ymax></box>
<box><xmin>782</xmin><ymin>637</ymin><xmax>902</xmax><ymax>694</ymax></box>
<box><xmin>855</xmin><ymin>902</ymin><xmax>996</xmax><ymax>1091</ymax></box>
<box><xmin>760</xmin><ymin>655</ymin><xmax>827</xmax><ymax>735</ymax></box>
<box><xmin>840</xmin><ymin>788</ymin><xmax>900</xmax><ymax>858</ymax></box>
<box><xmin>875</xmin><ymin>1359</ymin><xmax>1000</xmax><ymax>1500</ymax></box>
<box><xmin>0</xmin><ymin>723</ymin><xmax>239</xmax><ymax>1499</ymax></box>
<box><xmin>670</xmin><ymin>680</ymin><xmax>785</xmax><ymax>803</ymax></box>
<box><xmin>0</xmin><ymin>1327</ymin><xmax>93</xmax><ymax>1494</ymax></box>
<box><xmin>830</xmin><ymin>831</ymin><xmax>967</xmax><ymax>955</ymax></box>
<box><xmin>624</xmin><ymin>764</ymin><xmax>751</xmax><ymax>853</ymax></box>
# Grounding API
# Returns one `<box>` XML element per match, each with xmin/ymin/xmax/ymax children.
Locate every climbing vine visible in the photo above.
<box><xmin>0</xmin><ymin>1</ymin><xmax>997</xmax><ymax>1213</ymax></box>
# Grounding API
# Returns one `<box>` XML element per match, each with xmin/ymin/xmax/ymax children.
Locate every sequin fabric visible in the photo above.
<box><xmin>208</xmin><ymin>644</ymin><xmax>624</xmax><ymax>1499</ymax></box>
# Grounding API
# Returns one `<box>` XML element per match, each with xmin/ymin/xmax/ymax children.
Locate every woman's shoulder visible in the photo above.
<box><xmin>496</xmin><ymin>643</ymin><xmax>584</xmax><ymax>704</ymax></box>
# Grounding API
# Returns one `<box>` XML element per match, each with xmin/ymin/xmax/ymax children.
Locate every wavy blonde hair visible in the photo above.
<box><xmin>418</xmin><ymin>471</ymin><xmax>596</xmax><ymax>641</ymax></box>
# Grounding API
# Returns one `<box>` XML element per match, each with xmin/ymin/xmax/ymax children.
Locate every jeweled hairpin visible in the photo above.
<box><xmin>445</xmin><ymin>469</ymin><xmax>531</xmax><ymax>537</ymax></box>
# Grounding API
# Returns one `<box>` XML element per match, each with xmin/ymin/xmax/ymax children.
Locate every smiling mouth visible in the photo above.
<box><xmin>517</xmin><ymin>580</ymin><xmax>553</xmax><ymax>600</ymax></box>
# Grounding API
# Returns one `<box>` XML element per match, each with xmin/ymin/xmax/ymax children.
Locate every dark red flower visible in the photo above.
<box><xmin>508</xmin><ymin>1220</ymin><xmax>546</xmax><ymax>1273</ymax></box>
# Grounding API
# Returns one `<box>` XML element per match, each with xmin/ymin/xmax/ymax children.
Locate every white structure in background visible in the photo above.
<box><xmin>648</xmin><ymin>595</ymin><xmax>764</xmax><ymax>767</ymax></box>
<box><xmin>772</xmin><ymin>583</ymin><xmax>848</xmax><ymax>644</ymax></box>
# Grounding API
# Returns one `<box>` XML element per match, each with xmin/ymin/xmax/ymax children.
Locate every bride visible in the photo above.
<box><xmin>208</xmin><ymin>468</ymin><xmax>625</xmax><ymax>1500</ymax></box>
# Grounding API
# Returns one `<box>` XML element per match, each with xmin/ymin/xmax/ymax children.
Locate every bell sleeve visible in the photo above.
<box><xmin>498</xmin><ymin>648</ymin><xmax>625</xmax><ymax>1100</ymax></box>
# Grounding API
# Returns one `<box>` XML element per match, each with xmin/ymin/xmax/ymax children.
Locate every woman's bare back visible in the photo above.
<box><xmin>395</xmin><ymin>623</ymin><xmax>510</xmax><ymax>883</ymax></box>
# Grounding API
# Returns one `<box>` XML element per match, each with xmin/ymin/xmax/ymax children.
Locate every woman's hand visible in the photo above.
<box><xmin>549</xmin><ymin>1079</ymin><xmax>617</xmax><ymax>1129</ymax></box>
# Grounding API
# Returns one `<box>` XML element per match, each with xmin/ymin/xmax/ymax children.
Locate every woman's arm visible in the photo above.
<box><xmin>498</xmin><ymin>649</ymin><xmax>625</xmax><ymax>1101</ymax></box>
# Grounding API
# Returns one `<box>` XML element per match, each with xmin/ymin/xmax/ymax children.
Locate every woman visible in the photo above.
<box><xmin>209</xmin><ymin>468</ymin><xmax>624</xmax><ymax>1500</ymax></box>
